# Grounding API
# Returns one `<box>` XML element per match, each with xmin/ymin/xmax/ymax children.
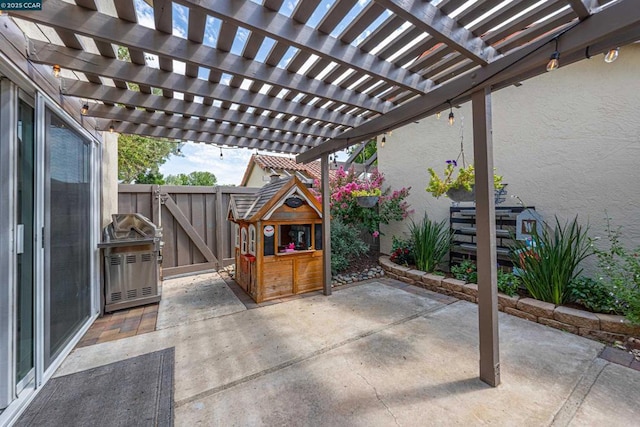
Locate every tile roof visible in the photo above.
<box><xmin>241</xmin><ymin>154</ymin><xmax>335</xmax><ymax>186</ymax></box>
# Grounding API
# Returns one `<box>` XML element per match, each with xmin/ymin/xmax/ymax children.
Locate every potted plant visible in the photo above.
<box><xmin>351</xmin><ymin>188</ymin><xmax>382</xmax><ymax>208</ymax></box>
<box><xmin>426</xmin><ymin>160</ymin><xmax>503</xmax><ymax>201</ymax></box>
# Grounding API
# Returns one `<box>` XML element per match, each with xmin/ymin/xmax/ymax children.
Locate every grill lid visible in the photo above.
<box><xmin>99</xmin><ymin>213</ymin><xmax>162</xmax><ymax>248</ymax></box>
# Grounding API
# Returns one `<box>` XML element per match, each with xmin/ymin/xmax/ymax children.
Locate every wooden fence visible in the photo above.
<box><xmin>118</xmin><ymin>185</ymin><xmax>257</xmax><ymax>278</ymax></box>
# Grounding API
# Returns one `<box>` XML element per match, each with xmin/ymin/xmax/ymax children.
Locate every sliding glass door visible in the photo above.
<box><xmin>44</xmin><ymin>110</ymin><xmax>92</xmax><ymax>368</ymax></box>
<box><xmin>16</xmin><ymin>99</ymin><xmax>35</xmax><ymax>389</ymax></box>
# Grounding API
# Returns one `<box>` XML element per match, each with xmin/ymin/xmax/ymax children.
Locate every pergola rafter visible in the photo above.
<box><xmin>3</xmin><ymin>0</ymin><xmax>634</xmax><ymax>156</ymax></box>
<box><xmin>174</xmin><ymin>0</ymin><xmax>430</xmax><ymax>95</ymax></box>
<box><xmin>373</xmin><ymin>0</ymin><xmax>497</xmax><ymax>65</ymax></box>
<box><xmin>298</xmin><ymin>0</ymin><xmax>640</xmax><ymax>162</ymax></box>
<box><xmin>88</xmin><ymin>104</ymin><xmax>342</xmax><ymax>140</ymax></box>
<box><xmin>90</xmin><ymin>107</ymin><xmax>324</xmax><ymax>148</ymax></box>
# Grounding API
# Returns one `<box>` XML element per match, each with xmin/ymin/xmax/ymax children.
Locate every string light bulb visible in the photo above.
<box><xmin>81</xmin><ymin>103</ymin><xmax>89</xmax><ymax>115</ymax></box>
<box><xmin>52</xmin><ymin>64</ymin><xmax>61</xmax><ymax>78</ymax></box>
<box><xmin>109</xmin><ymin>122</ymin><xmax>114</xmax><ymax>133</ymax></box>
<box><xmin>220</xmin><ymin>147</ymin><xmax>223</xmax><ymax>159</ymax></box>
<box><xmin>448</xmin><ymin>102</ymin><xmax>455</xmax><ymax>126</ymax></box>
<box><xmin>381</xmin><ymin>134</ymin><xmax>386</xmax><ymax>148</ymax></box>
<box><xmin>604</xmin><ymin>47</ymin><xmax>619</xmax><ymax>63</ymax></box>
<box><xmin>546</xmin><ymin>38</ymin><xmax>560</xmax><ymax>72</ymax></box>
<box><xmin>333</xmin><ymin>154</ymin><xmax>338</xmax><ymax>168</ymax></box>
<box><xmin>436</xmin><ymin>111</ymin><xmax>441</xmax><ymax>120</ymax></box>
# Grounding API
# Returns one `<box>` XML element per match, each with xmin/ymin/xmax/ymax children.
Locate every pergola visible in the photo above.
<box><xmin>6</xmin><ymin>0</ymin><xmax>640</xmax><ymax>386</ymax></box>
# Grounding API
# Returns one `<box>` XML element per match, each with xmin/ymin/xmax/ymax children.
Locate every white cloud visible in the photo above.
<box><xmin>159</xmin><ymin>143</ymin><xmax>254</xmax><ymax>185</ymax></box>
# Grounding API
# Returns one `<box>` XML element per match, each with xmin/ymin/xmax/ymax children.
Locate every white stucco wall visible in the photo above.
<box><xmin>379</xmin><ymin>44</ymin><xmax>640</xmax><ymax>272</ymax></box>
<box><xmin>245</xmin><ymin>166</ymin><xmax>269</xmax><ymax>187</ymax></box>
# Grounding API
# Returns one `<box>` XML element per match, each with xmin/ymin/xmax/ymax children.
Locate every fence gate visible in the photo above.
<box><xmin>118</xmin><ymin>185</ymin><xmax>257</xmax><ymax>278</ymax></box>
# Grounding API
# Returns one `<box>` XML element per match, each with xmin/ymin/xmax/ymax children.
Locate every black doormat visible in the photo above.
<box><xmin>15</xmin><ymin>348</ymin><xmax>174</xmax><ymax>427</ymax></box>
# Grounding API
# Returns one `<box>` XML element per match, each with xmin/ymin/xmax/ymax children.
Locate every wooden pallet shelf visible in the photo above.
<box><xmin>449</xmin><ymin>205</ymin><xmax>535</xmax><ymax>269</ymax></box>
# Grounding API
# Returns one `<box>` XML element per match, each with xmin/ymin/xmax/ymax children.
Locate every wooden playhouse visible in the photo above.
<box><xmin>228</xmin><ymin>176</ymin><xmax>324</xmax><ymax>303</ymax></box>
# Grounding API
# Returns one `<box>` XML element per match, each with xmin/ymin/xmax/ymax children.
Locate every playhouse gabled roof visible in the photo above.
<box><xmin>228</xmin><ymin>176</ymin><xmax>322</xmax><ymax>223</ymax></box>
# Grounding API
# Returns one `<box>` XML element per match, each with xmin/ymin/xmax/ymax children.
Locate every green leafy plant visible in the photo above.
<box><xmin>426</xmin><ymin>161</ymin><xmax>503</xmax><ymax>198</ymax></box>
<box><xmin>408</xmin><ymin>214</ymin><xmax>452</xmax><ymax>273</ymax></box>
<box><xmin>330</xmin><ymin>218</ymin><xmax>369</xmax><ymax>275</ymax></box>
<box><xmin>567</xmin><ymin>276</ymin><xmax>624</xmax><ymax>314</ymax></box>
<box><xmin>351</xmin><ymin>188</ymin><xmax>382</xmax><ymax>197</ymax></box>
<box><xmin>451</xmin><ymin>259</ymin><xmax>477</xmax><ymax>283</ymax></box>
<box><xmin>510</xmin><ymin>216</ymin><xmax>592</xmax><ymax>305</ymax></box>
<box><xmin>591</xmin><ymin>218</ymin><xmax>640</xmax><ymax>323</ymax></box>
<box><xmin>389</xmin><ymin>236</ymin><xmax>415</xmax><ymax>267</ymax></box>
<box><xmin>497</xmin><ymin>270</ymin><xmax>520</xmax><ymax>297</ymax></box>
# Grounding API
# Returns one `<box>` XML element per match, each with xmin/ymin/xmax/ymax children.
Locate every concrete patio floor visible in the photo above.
<box><xmin>57</xmin><ymin>273</ymin><xmax>639</xmax><ymax>426</ymax></box>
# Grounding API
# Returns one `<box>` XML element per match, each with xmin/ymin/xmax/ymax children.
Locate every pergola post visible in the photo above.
<box><xmin>321</xmin><ymin>153</ymin><xmax>332</xmax><ymax>296</ymax></box>
<box><xmin>472</xmin><ymin>88</ymin><xmax>500</xmax><ymax>387</ymax></box>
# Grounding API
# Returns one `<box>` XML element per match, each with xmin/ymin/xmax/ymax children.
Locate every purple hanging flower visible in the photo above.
<box><xmin>445</xmin><ymin>159</ymin><xmax>458</xmax><ymax>167</ymax></box>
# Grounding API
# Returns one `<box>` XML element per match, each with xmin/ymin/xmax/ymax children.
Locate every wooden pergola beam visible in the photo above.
<box><xmin>567</xmin><ymin>0</ymin><xmax>594</xmax><ymax>20</ymax></box>
<box><xmin>88</xmin><ymin>106</ymin><xmax>322</xmax><ymax>147</ymax></box>
<box><xmin>86</xmin><ymin>103</ymin><xmax>340</xmax><ymax>139</ymax></box>
<box><xmin>297</xmin><ymin>0</ymin><xmax>640</xmax><ymax>163</ymax></box>
<box><xmin>175</xmin><ymin>0</ymin><xmax>430</xmax><ymax>94</ymax></box>
<box><xmin>111</xmin><ymin>123</ymin><xmax>309</xmax><ymax>154</ymax></box>
<box><xmin>28</xmin><ymin>41</ymin><xmax>384</xmax><ymax>117</ymax></box>
<box><xmin>12</xmin><ymin>0</ymin><xmax>394</xmax><ymax>115</ymax></box>
<box><xmin>372</xmin><ymin>0</ymin><xmax>497</xmax><ymax>65</ymax></box>
<box><xmin>62</xmin><ymin>80</ymin><xmax>361</xmax><ymax>128</ymax></box>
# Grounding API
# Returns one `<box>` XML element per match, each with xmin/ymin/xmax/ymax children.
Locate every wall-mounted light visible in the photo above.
<box><xmin>52</xmin><ymin>64</ymin><xmax>61</xmax><ymax>78</ymax></box>
<box><xmin>546</xmin><ymin>38</ymin><xmax>560</xmax><ymax>72</ymax></box>
<box><xmin>81</xmin><ymin>103</ymin><xmax>89</xmax><ymax>115</ymax></box>
<box><xmin>604</xmin><ymin>47</ymin><xmax>619</xmax><ymax>63</ymax></box>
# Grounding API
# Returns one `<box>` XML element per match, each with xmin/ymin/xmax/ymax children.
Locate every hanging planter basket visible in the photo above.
<box><xmin>446</xmin><ymin>185</ymin><xmax>475</xmax><ymax>202</ymax></box>
<box><xmin>356</xmin><ymin>196</ymin><xmax>379</xmax><ymax>208</ymax></box>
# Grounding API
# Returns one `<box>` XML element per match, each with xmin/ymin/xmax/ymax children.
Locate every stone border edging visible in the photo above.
<box><xmin>379</xmin><ymin>256</ymin><xmax>640</xmax><ymax>343</ymax></box>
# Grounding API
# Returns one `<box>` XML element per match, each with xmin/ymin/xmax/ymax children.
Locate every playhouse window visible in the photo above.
<box><xmin>249</xmin><ymin>225</ymin><xmax>256</xmax><ymax>255</ymax></box>
<box><xmin>234</xmin><ymin>223</ymin><xmax>240</xmax><ymax>248</ymax></box>
<box><xmin>241</xmin><ymin>227</ymin><xmax>247</xmax><ymax>254</ymax></box>
<box><xmin>279</xmin><ymin>224</ymin><xmax>311</xmax><ymax>252</ymax></box>
<box><xmin>314</xmin><ymin>224</ymin><xmax>322</xmax><ymax>250</ymax></box>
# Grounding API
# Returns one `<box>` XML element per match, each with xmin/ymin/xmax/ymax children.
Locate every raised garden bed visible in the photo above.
<box><xmin>379</xmin><ymin>255</ymin><xmax>640</xmax><ymax>344</ymax></box>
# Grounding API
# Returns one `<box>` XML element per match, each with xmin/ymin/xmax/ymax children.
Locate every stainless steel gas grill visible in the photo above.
<box><xmin>98</xmin><ymin>213</ymin><xmax>162</xmax><ymax>312</ymax></box>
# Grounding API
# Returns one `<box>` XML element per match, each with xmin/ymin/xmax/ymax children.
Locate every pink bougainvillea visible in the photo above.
<box><xmin>311</xmin><ymin>166</ymin><xmax>412</xmax><ymax>234</ymax></box>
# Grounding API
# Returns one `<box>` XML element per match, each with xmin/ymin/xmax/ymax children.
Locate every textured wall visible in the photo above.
<box><xmin>245</xmin><ymin>166</ymin><xmax>268</xmax><ymax>187</ymax></box>
<box><xmin>379</xmin><ymin>44</ymin><xmax>640</xmax><ymax>273</ymax></box>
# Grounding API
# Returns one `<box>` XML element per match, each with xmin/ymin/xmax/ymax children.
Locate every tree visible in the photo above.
<box><xmin>165</xmin><ymin>171</ymin><xmax>217</xmax><ymax>186</ymax></box>
<box><xmin>347</xmin><ymin>138</ymin><xmax>377</xmax><ymax>165</ymax></box>
<box><xmin>134</xmin><ymin>170</ymin><xmax>165</xmax><ymax>184</ymax></box>
<box><xmin>118</xmin><ymin>134</ymin><xmax>181</xmax><ymax>183</ymax></box>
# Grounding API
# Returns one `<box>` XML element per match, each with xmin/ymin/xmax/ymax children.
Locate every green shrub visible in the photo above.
<box><xmin>389</xmin><ymin>235</ymin><xmax>415</xmax><ymax>266</ymax></box>
<box><xmin>450</xmin><ymin>261</ymin><xmax>520</xmax><ymax>296</ymax></box>
<box><xmin>497</xmin><ymin>270</ymin><xmax>520</xmax><ymax>297</ymax></box>
<box><xmin>330</xmin><ymin>219</ymin><xmax>369</xmax><ymax>275</ymax></box>
<box><xmin>591</xmin><ymin>218</ymin><xmax>640</xmax><ymax>324</ymax></box>
<box><xmin>567</xmin><ymin>276</ymin><xmax>624</xmax><ymax>314</ymax></box>
<box><xmin>408</xmin><ymin>214</ymin><xmax>452</xmax><ymax>273</ymax></box>
<box><xmin>451</xmin><ymin>260</ymin><xmax>477</xmax><ymax>283</ymax></box>
<box><xmin>510</xmin><ymin>216</ymin><xmax>592</xmax><ymax>305</ymax></box>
